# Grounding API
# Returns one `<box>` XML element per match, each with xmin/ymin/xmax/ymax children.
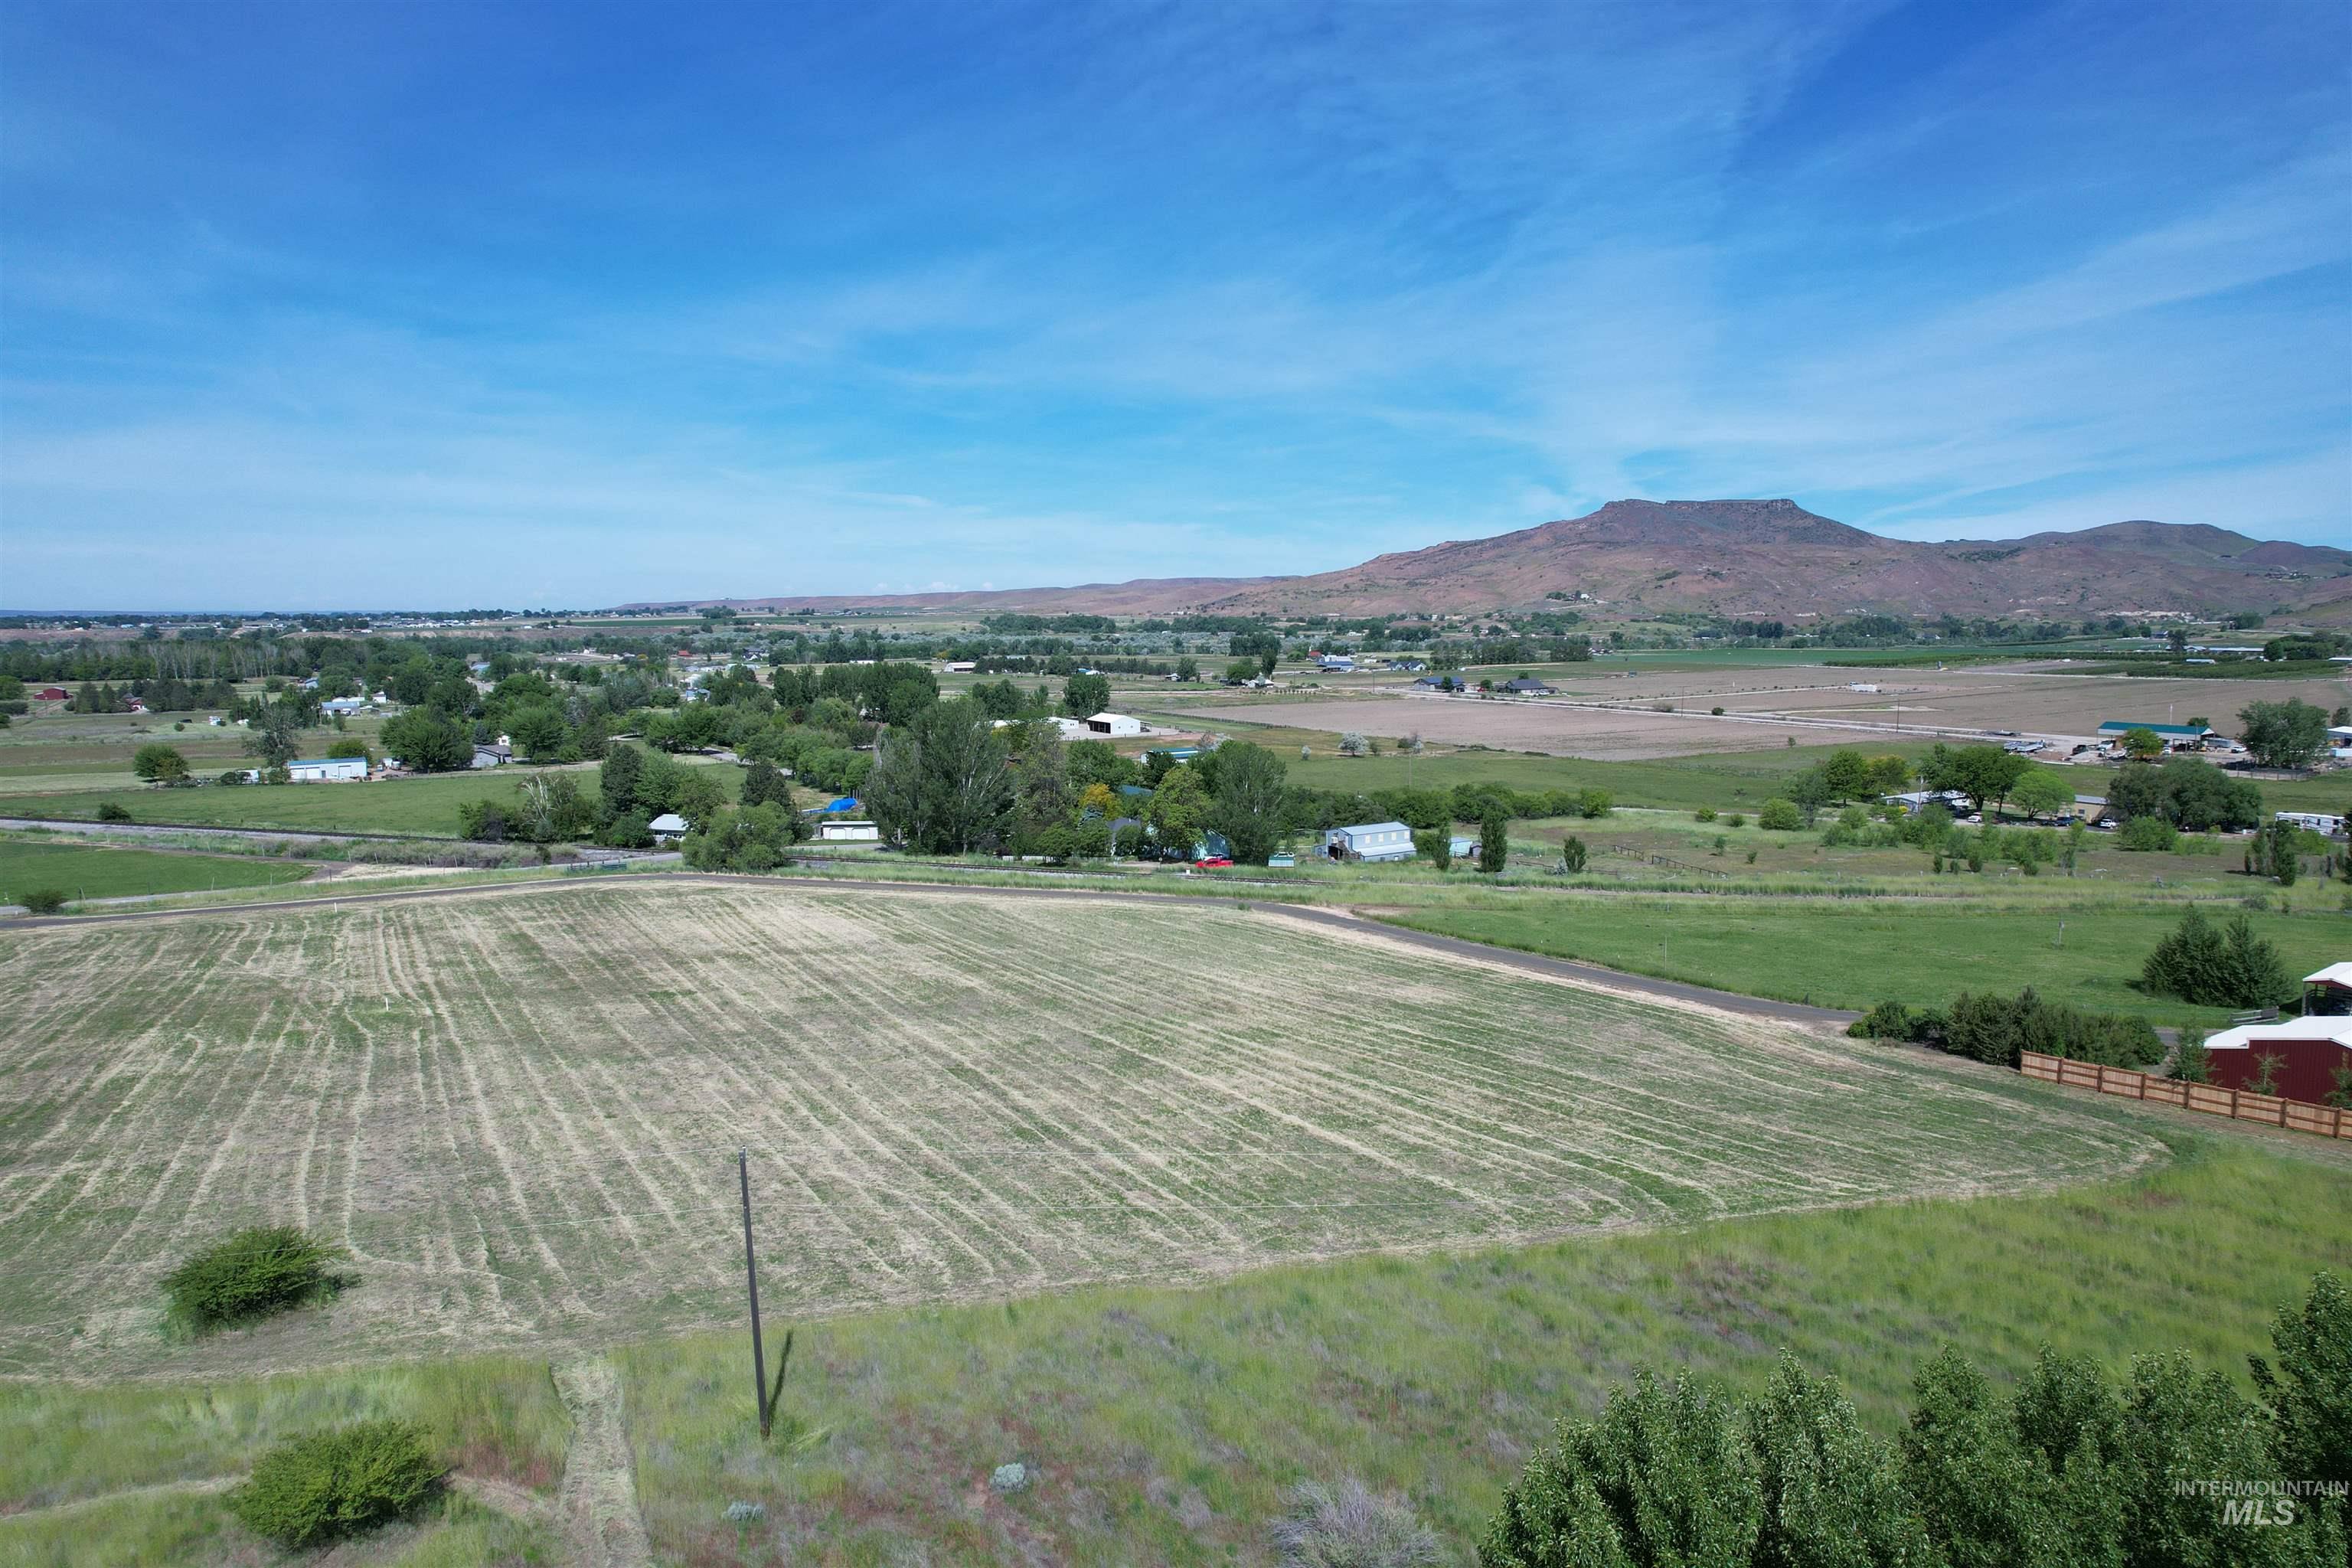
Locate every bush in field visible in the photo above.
<box><xmin>1558</xmin><ymin>835</ymin><xmax>1587</xmax><ymax>874</ymax></box>
<box><xmin>1757</xmin><ymin>798</ymin><xmax>1802</xmax><ymax>831</ymax></box>
<box><xmin>18</xmin><ymin>888</ymin><xmax>68</xmax><ymax>914</ymax></box>
<box><xmin>96</xmin><ymin>802</ymin><xmax>132</xmax><ymax>823</ymax></box>
<box><xmin>2118</xmin><ymin>815</ymin><xmax>2178</xmax><ymax>852</ymax></box>
<box><xmin>229</xmin><ymin>1419</ymin><xmax>442</xmax><ymax>1549</ymax></box>
<box><xmin>1851</xmin><ymin>988</ymin><xmax>2159</xmax><ymax>1069</ymax></box>
<box><xmin>2141</xmin><ymin>910</ymin><xmax>2290</xmax><ymax>1008</ymax></box>
<box><xmin>162</xmin><ymin>1226</ymin><xmax>354</xmax><ymax>1330</ymax></box>
<box><xmin>1272</xmin><ymin>1478</ymin><xmax>1440</xmax><ymax>1568</ymax></box>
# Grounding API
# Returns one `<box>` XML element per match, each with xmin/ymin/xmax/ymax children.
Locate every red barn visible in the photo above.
<box><xmin>34</xmin><ymin>687</ymin><xmax>68</xmax><ymax>701</ymax></box>
<box><xmin>2203</xmin><ymin>1018</ymin><xmax>2352</xmax><ymax>1104</ymax></box>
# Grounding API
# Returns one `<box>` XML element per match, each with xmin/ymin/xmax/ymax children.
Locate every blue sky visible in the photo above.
<box><xmin>2</xmin><ymin>0</ymin><xmax>2346</xmax><ymax>609</ymax></box>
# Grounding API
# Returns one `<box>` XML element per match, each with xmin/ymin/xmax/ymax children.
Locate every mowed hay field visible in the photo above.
<box><xmin>0</xmin><ymin>883</ymin><xmax>2158</xmax><ymax>1377</ymax></box>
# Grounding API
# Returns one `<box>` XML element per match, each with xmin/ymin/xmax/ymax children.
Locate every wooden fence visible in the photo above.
<box><xmin>2020</xmin><ymin>1052</ymin><xmax>2352</xmax><ymax>1139</ymax></box>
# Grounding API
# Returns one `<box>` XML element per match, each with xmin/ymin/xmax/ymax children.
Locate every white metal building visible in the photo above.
<box><xmin>1086</xmin><ymin>711</ymin><xmax>1144</xmax><ymax>737</ymax></box>
<box><xmin>816</xmin><ymin>819</ymin><xmax>880</xmax><ymax>844</ymax></box>
<box><xmin>285</xmin><ymin>756</ymin><xmax>368</xmax><ymax>782</ymax></box>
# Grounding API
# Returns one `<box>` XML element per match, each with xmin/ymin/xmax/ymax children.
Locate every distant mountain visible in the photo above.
<box><xmin>621</xmin><ymin>576</ymin><xmax>1283</xmax><ymax>617</ymax></box>
<box><xmin>628</xmin><ymin>501</ymin><xmax>2352</xmax><ymax>620</ymax></box>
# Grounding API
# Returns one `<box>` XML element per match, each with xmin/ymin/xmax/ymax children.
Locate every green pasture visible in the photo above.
<box><xmin>1383</xmin><ymin>893</ymin><xmax>2350</xmax><ymax>1024</ymax></box>
<box><xmin>0</xmin><ymin>840</ymin><xmax>313</xmax><ymax>903</ymax></box>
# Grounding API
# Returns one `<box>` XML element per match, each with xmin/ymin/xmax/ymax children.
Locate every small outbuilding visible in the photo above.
<box><xmin>1086</xmin><ymin>712</ymin><xmax>1144</xmax><ymax>737</ymax></box>
<box><xmin>815</xmin><ymin>819</ymin><xmax>880</xmax><ymax>844</ymax></box>
<box><xmin>1319</xmin><ymin>821</ymin><xmax>1416</xmax><ymax>863</ymax></box>
<box><xmin>648</xmin><ymin>812</ymin><xmax>690</xmax><ymax>843</ymax></box>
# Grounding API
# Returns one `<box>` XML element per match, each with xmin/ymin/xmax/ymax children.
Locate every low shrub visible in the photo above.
<box><xmin>1758</xmin><ymin>799</ymin><xmax>1802</xmax><ymax>831</ymax></box>
<box><xmin>1847</xmin><ymin>999</ymin><xmax>1920</xmax><ymax>1040</ymax></box>
<box><xmin>162</xmin><ymin>1225</ymin><xmax>354</xmax><ymax>1330</ymax></box>
<box><xmin>1851</xmin><ymin>988</ymin><xmax>2160</xmax><ymax>1069</ymax></box>
<box><xmin>96</xmin><ymin>802</ymin><xmax>133</xmax><ymax>823</ymax></box>
<box><xmin>229</xmin><ymin>1419</ymin><xmax>443</xmax><ymax>1549</ymax></box>
<box><xmin>1272</xmin><ymin>1478</ymin><xmax>1440</xmax><ymax>1568</ymax></box>
<box><xmin>18</xmin><ymin>888</ymin><xmax>68</xmax><ymax>914</ymax></box>
<box><xmin>2117</xmin><ymin>815</ymin><xmax>2177</xmax><ymax>852</ymax></box>
<box><xmin>1694</xmin><ymin>806</ymin><xmax>1718</xmax><ymax>823</ymax></box>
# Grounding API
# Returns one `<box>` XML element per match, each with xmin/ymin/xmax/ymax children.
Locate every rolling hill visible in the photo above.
<box><xmin>632</xmin><ymin>501</ymin><xmax>2352</xmax><ymax>620</ymax></box>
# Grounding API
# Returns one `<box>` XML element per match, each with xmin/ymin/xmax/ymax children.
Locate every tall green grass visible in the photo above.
<box><xmin>0</xmin><ymin>1356</ymin><xmax>568</xmax><ymax>1511</ymax></box>
<box><xmin>616</xmin><ymin>1132</ymin><xmax>2350</xmax><ymax>1565</ymax></box>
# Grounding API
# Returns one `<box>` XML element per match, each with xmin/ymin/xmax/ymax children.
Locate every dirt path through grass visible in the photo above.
<box><xmin>552</xmin><ymin>1356</ymin><xmax>652</xmax><ymax>1568</ymax></box>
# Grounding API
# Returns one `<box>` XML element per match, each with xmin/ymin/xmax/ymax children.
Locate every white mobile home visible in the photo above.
<box><xmin>1319</xmin><ymin>821</ymin><xmax>1416</xmax><ymax>863</ymax></box>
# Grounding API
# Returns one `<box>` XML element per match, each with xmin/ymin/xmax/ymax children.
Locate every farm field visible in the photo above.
<box><xmin>1163</xmin><ymin>692</ymin><xmax>1841</xmax><ymax>758</ymax></box>
<box><xmin>0</xmin><ymin>840</ymin><xmax>314</xmax><ymax>903</ymax></box>
<box><xmin>1165</xmin><ymin>660</ymin><xmax>2352</xmax><ymax>755</ymax></box>
<box><xmin>0</xmin><ymin>881</ymin><xmax>2158</xmax><ymax>1380</ymax></box>
<box><xmin>15</xmin><ymin>1127</ymin><xmax>2343</xmax><ymax>1566</ymax></box>
<box><xmin>1380</xmin><ymin>893</ymin><xmax>2352</xmax><ymax>1024</ymax></box>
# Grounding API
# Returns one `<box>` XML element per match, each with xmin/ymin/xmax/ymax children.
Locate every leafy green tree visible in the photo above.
<box><xmin>2239</xmin><ymin>700</ymin><xmax>2331</xmax><ymax>770</ymax></box>
<box><xmin>2249</xmin><ymin>820</ymin><xmax>2301</xmax><ymax>885</ymax></box>
<box><xmin>2249</xmin><ymin>1272</ymin><xmax>2351</xmax><ymax>1502</ymax></box>
<box><xmin>1226</xmin><ymin>658</ymin><xmax>1259</xmax><ymax>684</ymax></box>
<box><xmin>2009</xmin><ymin>769</ymin><xmax>2070</xmax><ymax>822</ymax></box>
<box><xmin>1927</xmin><ymin>743</ymin><xmax>2033</xmax><ymax>815</ymax></box>
<box><xmin>1818</xmin><ymin>750</ymin><xmax>1873</xmax><ymax>802</ymax></box>
<box><xmin>1482</xmin><ymin>1370</ymin><xmax>1760</xmax><ymax>1568</ymax></box>
<box><xmin>682</xmin><ymin>802</ymin><xmax>806</xmax><ymax>871</ymax></box>
<box><xmin>381</xmin><ymin>710</ymin><xmax>471</xmax><ymax>773</ymax></box>
<box><xmin>1558</xmin><ymin>835</ymin><xmax>1587</xmax><ymax>874</ymax></box>
<box><xmin>1064</xmin><ymin>672</ymin><xmax>1111</xmax><ymax>717</ymax></box>
<box><xmin>598</xmin><ymin>742</ymin><xmax>646</xmax><ymax>817</ymax></box>
<box><xmin>1747</xmin><ymin>1354</ymin><xmax>1937</xmax><ymax>1568</ymax></box>
<box><xmin>1758</xmin><ymin>798</ymin><xmax>1803</xmax><ymax>831</ymax></box>
<box><xmin>740</xmin><ymin>758</ymin><xmax>792</xmax><ymax>811</ymax></box>
<box><xmin>867</xmin><ymin>698</ymin><xmax>1014</xmax><ymax>852</ymax></box>
<box><xmin>1013</xmin><ymin>730</ymin><xmax>1073</xmax><ymax>850</ymax></box>
<box><xmin>1478</xmin><ymin>815</ymin><xmax>1508</xmax><ymax>874</ymax></box>
<box><xmin>1205</xmin><ymin>741</ymin><xmax>1288</xmax><ymax>865</ymax></box>
<box><xmin>1147</xmin><ymin>766</ymin><xmax>1211</xmax><ymax>858</ymax></box>
<box><xmin>132</xmin><ymin>743</ymin><xmax>190</xmax><ymax>785</ymax></box>
<box><xmin>507</xmin><ymin>704</ymin><xmax>570</xmax><ymax>762</ymax></box>
<box><xmin>1413</xmin><ymin>828</ymin><xmax>1452</xmax><ymax>869</ymax></box>
<box><xmin>2121</xmin><ymin>727</ymin><xmax>2166</xmax><ymax>762</ymax></box>
<box><xmin>668</xmin><ymin>766</ymin><xmax>727</xmax><ymax>829</ymax></box>
<box><xmin>1903</xmin><ymin>1347</ymin><xmax>2056</xmax><ymax>1568</ymax></box>
<box><xmin>1175</xmin><ymin>656</ymin><xmax>1199</xmax><ymax>681</ymax></box>
<box><xmin>243</xmin><ymin>701</ymin><xmax>308</xmax><ymax>768</ymax></box>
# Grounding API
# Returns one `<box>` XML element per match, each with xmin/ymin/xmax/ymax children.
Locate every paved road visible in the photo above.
<box><xmin>2</xmin><ymin>866</ymin><xmax>1860</xmax><ymax>1029</ymax></box>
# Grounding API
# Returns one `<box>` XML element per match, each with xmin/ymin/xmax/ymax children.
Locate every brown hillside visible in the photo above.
<box><xmin>622</xmin><ymin>501</ymin><xmax>2351</xmax><ymax>619</ymax></box>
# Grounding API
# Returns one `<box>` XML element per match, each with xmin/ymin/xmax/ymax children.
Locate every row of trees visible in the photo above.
<box><xmin>1483</xmin><ymin>1272</ymin><xmax>2349</xmax><ymax>1568</ymax></box>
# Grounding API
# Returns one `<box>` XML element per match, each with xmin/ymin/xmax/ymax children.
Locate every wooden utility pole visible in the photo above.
<box><xmin>737</xmin><ymin>1148</ymin><xmax>770</xmax><ymax>1438</ymax></box>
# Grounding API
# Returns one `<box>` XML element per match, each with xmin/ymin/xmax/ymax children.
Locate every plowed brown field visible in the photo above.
<box><xmin>0</xmin><ymin>884</ymin><xmax>2154</xmax><ymax>1376</ymax></box>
